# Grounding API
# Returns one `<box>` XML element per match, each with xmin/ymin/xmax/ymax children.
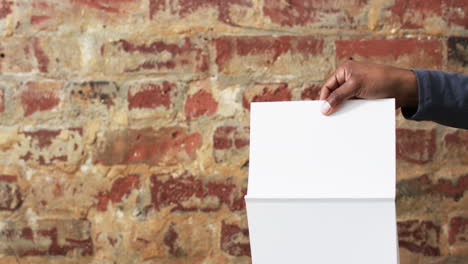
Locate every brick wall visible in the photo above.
<box><xmin>0</xmin><ymin>0</ymin><xmax>466</xmax><ymax>263</ymax></box>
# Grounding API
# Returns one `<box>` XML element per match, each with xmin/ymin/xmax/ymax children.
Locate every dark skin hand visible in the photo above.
<box><xmin>319</xmin><ymin>60</ymin><xmax>419</xmax><ymax>115</ymax></box>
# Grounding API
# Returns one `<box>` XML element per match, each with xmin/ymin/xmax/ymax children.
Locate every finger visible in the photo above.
<box><xmin>319</xmin><ymin>72</ymin><xmax>339</xmax><ymax>101</ymax></box>
<box><xmin>319</xmin><ymin>66</ymin><xmax>347</xmax><ymax>101</ymax></box>
<box><xmin>321</xmin><ymin>79</ymin><xmax>358</xmax><ymax>115</ymax></box>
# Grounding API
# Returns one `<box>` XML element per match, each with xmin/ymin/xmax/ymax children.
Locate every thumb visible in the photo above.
<box><xmin>321</xmin><ymin>79</ymin><xmax>358</xmax><ymax>115</ymax></box>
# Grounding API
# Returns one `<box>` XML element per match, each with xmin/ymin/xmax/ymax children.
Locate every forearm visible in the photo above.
<box><xmin>401</xmin><ymin>69</ymin><xmax>468</xmax><ymax>129</ymax></box>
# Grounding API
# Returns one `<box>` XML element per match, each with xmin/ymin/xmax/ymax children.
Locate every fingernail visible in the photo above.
<box><xmin>321</xmin><ymin>101</ymin><xmax>331</xmax><ymax>115</ymax></box>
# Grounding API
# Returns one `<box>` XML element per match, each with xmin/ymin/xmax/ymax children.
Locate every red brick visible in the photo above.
<box><xmin>149</xmin><ymin>0</ymin><xmax>252</xmax><ymax>25</ymax></box>
<box><xmin>0</xmin><ymin>219</ymin><xmax>93</xmax><ymax>257</ymax></box>
<box><xmin>382</xmin><ymin>0</ymin><xmax>446</xmax><ymax>29</ymax></box>
<box><xmin>31</xmin><ymin>14</ymin><xmax>49</xmax><ymax>25</ymax></box>
<box><xmin>448</xmin><ymin>0</ymin><xmax>468</xmax><ymax>29</ymax></box>
<box><xmin>445</xmin><ymin>130</ymin><xmax>468</xmax><ymax>147</ymax></box>
<box><xmin>444</xmin><ymin>130</ymin><xmax>468</xmax><ymax>163</ymax></box>
<box><xmin>0</xmin><ymin>0</ymin><xmax>12</xmax><ymax>20</ymax></box>
<box><xmin>0</xmin><ymin>37</ymin><xmax>66</xmax><ymax>74</ymax></box>
<box><xmin>101</xmin><ymin>38</ymin><xmax>208</xmax><ymax>75</ymax></box>
<box><xmin>21</xmin><ymin>81</ymin><xmax>62</xmax><ymax>117</ymax></box>
<box><xmin>397</xmin><ymin>220</ymin><xmax>441</xmax><ymax>256</ymax></box>
<box><xmin>150</xmin><ymin>172</ymin><xmax>244</xmax><ymax>212</ymax></box>
<box><xmin>213</xmin><ymin>125</ymin><xmax>249</xmax><ymax>163</ymax></box>
<box><xmin>300</xmin><ymin>84</ymin><xmax>321</xmax><ymax>100</ymax></box>
<box><xmin>229</xmin><ymin>188</ymin><xmax>247</xmax><ymax>211</ymax></box>
<box><xmin>396</xmin><ymin>128</ymin><xmax>437</xmax><ymax>165</ymax></box>
<box><xmin>215</xmin><ymin>36</ymin><xmax>327</xmax><ymax>78</ymax></box>
<box><xmin>95</xmin><ymin>175</ymin><xmax>140</xmax><ymax>211</ymax></box>
<box><xmin>184</xmin><ymin>89</ymin><xmax>218</xmax><ymax>119</ymax></box>
<box><xmin>214</xmin><ymin>126</ymin><xmax>237</xmax><ymax>150</ymax></box>
<box><xmin>221</xmin><ymin>221</ymin><xmax>250</xmax><ymax>257</ymax></box>
<box><xmin>95</xmin><ymin>127</ymin><xmax>201</xmax><ymax>166</ymax></box>
<box><xmin>30</xmin><ymin>0</ymin><xmax>143</xmax><ymax>31</ymax></box>
<box><xmin>128</xmin><ymin>81</ymin><xmax>177</xmax><ymax>110</ymax></box>
<box><xmin>71</xmin><ymin>0</ymin><xmax>135</xmax><ymax>13</ymax></box>
<box><xmin>163</xmin><ymin>223</ymin><xmax>184</xmax><ymax>257</ymax></box>
<box><xmin>397</xmin><ymin>174</ymin><xmax>468</xmax><ymax>201</ymax></box>
<box><xmin>382</xmin><ymin>0</ymin><xmax>467</xmax><ymax>30</ymax></box>
<box><xmin>0</xmin><ymin>175</ymin><xmax>22</xmax><ymax>211</ymax></box>
<box><xmin>30</xmin><ymin>0</ymin><xmax>52</xmax><ymax>28</ymax></box>
<box><xmin>263</xmin><ymin>0</ymin><xmax>367</xmax><ymax>28</ymax></box>
<box><xmin>0</xmin><ymin>38</ymin><xmax>36</xmax><ymax>73</ymax></box>
<box><xmin>18</xmin><ymin>128</ymin><xmax>84</xmax><ymax>166</ymax></box>
<box><xmin>242</xmin><ymin>83</ymin><xmax>292</xmax><ymax>110</ymax></box>
<box><xmin>33</xmin><ymin>38</ymin><xmax>49</xmax><ymax>73</ymax></box>
<box><xmin>449</xmin><ymin>217</ymin><xmax>468</xmax><ymax>246</ymax></box>
<box><xmin>335</xmin><ymin>38</ymin><xmax>442</xmax><ymax>69</ymax></box>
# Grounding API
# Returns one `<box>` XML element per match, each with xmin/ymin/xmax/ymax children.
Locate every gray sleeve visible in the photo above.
<box><xmin>401</xmin><ymin>69</ymin><xmax>468</xmax><ymax>129</ymax></box>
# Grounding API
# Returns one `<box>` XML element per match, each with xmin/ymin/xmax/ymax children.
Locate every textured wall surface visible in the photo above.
<box><xmin>0</xmin><ymin>0</ymin><xmax>466</xmax><ymax>263</ymax></box>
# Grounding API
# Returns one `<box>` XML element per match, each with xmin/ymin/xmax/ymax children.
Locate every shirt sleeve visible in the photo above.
<box><xmin>401</xmin><ymin>69</ymin><xmax>468</xmax><ymax>129</ymax></box>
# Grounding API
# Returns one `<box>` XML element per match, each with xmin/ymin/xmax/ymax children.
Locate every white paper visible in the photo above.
<box><xmin>245</xmin><ymin>100</ymin><xmax>398</xmax><ymax>264</ymax></box>
<box><xmin>247</xmin><ymin>100</ymin><xmax>395</xmax><ymax>199</ymax></box>
<box><xmin>246</xmin><ymin>199</ymin><xmax>397</xmax><ymax>264</ymax></box>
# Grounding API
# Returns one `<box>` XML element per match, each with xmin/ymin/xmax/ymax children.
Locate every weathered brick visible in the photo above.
<box><xmin>396</xmin><ymin>128</ymin><xmax>437</xmax><ymax>165</ymax></box>
<box><xmin>28</xmin><ymin>171</ymin><xmax>97</xmax><ymax>217</ymax></box>
<box><xmin>0</xmin><ymin>0</ymin><xmax>12</xmax><ymax>20</ymax></box>
<box><xmin>449</xmin><ymin>217</ymin><xmax>468</xmax><ymax>246</ymax></box>
<box><xmin>69</xmin><ymin>81</ymin><xmax>120</xmax><ymax>108</ymax></box>
<box><xmin>29</xmin><ymin>36</ymin><xmax>81</xmax><ymax>75</ymax></box>
<box><xmin>397</xmin><ymin>174</ymin><xmax>468</xmax><ymax>201</ymax></box>
<box><xmin>0</xmin><ymin>175</ymin><xmax>22</xmax><ymax>211</ymax></box>
<box><xmin>381</xmin><ymin>0</ymin><xmax>447</xmax><ymax>30</ymax></box>
<box><xmin>133</xmin><ymin>219</ymin><xmax>215</xmax><ymax>260</ymax></box>
<box><xmin>95</xmin><ymin>174</ymin><xmax>140</xmax><ymax>211</ymax></box>
<box><xmin>335</xmin><ymin>38</ymin><xmax>442</xmax><ymax>69</ymax></box>
<box><xmin>221</xmin><ymin>221</ymin><xmax>250</xmax><ymax>257</ymax></box>
<box><xmin>215</xmin><ymin>36</ymin><xmax>328</xmax><ymax>79</ymax></box>
<box><xmin>163</xmin><ymin>223</ymin><xmax>185</xmax><ymax>257</ymax></box>
<box><xmin>21</xmin><ymin>81</ymin><xmax>62</xmax><ymax>117</ymax></box>
<box><xmin>397</xmin><ymin>220</ymin><xmax>441</xmax><ymax>256</ymax></box>
<box><xmin>128</xmin><ymin>81</ymin><xmax>177</xmax><ymax>110</ymax></box>
<box><xmin>101</xmin><ymin>38</ymin><xmax>209</xmax><ymax>75</ymax></box>
<box><xmin>448</xmin><ymin>37</ymin><xmax>468</xmax><ymax>74</ymax></box>
<box><xmin>30</xmin><ymin>0</ymin><xmax>144</xmax><ymax>31</ymax></box>
<box><xmin>150</xmin><ymin>172</ymin><xmax>245</xmax><ymax>212</ymax></box>
<box><xmin>17</xmin><ymin>128</ymin><xmax>84</xmax><ymax>166</ymax></box>
<box><xmin>242</xmin><ymin>83</ymin><xmax>292</xmax><ymax>110</ymax></box>
<box><xmin>149</xmin><ymin>0</ymin><xmax>253</xmax><ymax>26</ymax></box>
<box><xmin>262</xmin><ymin>0</ymin><xmax>368</xmax><ymax>29</ymax></box>
<box><xmin>448</xmin><ymin>0</ymin><xmax>468</xmax><ymax>29</ymax></box>
<box><xmin>0</xmin><ymin>87</ymin><xmax>4</xmax><ymax>113</ymax></box>
<box><xmin>0</xmin><ymin>38</ymin><xmax>36</xmax><ymax>73</ymax></box>
<box><xmin>381</xmin><ymin>0</ymin><xmax>467</xmax><ymax>31</ymax></box>
<box><xmin>33</xmin><ymin>38</ymin><xmax>49</xmax><ymax>73</ymax></box>
<box><xmin>30</xmin><ymin>0</ymin><xmax>50</xmax><ymax>28</ymax></box>
<box><xmin>0</xmin><ymin>219</ymin><xmax>93</xmax><ymax>257</ymax></box>
<box><xmin>300</xmin><ymin>84</ymin><xmax>321</xmax><ymax>100</ymax></box>
<box><xmin>185</xmin><ymin>89</ymin><xmax>218</xmax><ymax>119</ymax></box>
<box><xmin>71</xmin><ymin>0</ymin><xmax>134</xmax><ymax>13</ymax></box>
<box><xmin>213</xmin><ymin>125</ymin><xmax>249</xmax><ymax>163</ymax></box>
<box><xmin>444</xmin><ymin>130</ymin><xmax>468</xmax><ymax>164</ymax></box>
<box><xmin>95</xmin><ymin>127</ymin><xmax>201</xmax><ymax>166</ymax></box>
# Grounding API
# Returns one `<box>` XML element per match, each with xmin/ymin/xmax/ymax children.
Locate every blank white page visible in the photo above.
<box><xmin>247</xmin><ymin>99</ymin><xmax>395</xmax><ymax>199</ymax></box>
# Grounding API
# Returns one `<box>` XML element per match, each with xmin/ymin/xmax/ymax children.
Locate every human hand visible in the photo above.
<box><xmin>319</xmin><ymin>60</ymin><xmax>419</xmax><ymax>115</ymax></box>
